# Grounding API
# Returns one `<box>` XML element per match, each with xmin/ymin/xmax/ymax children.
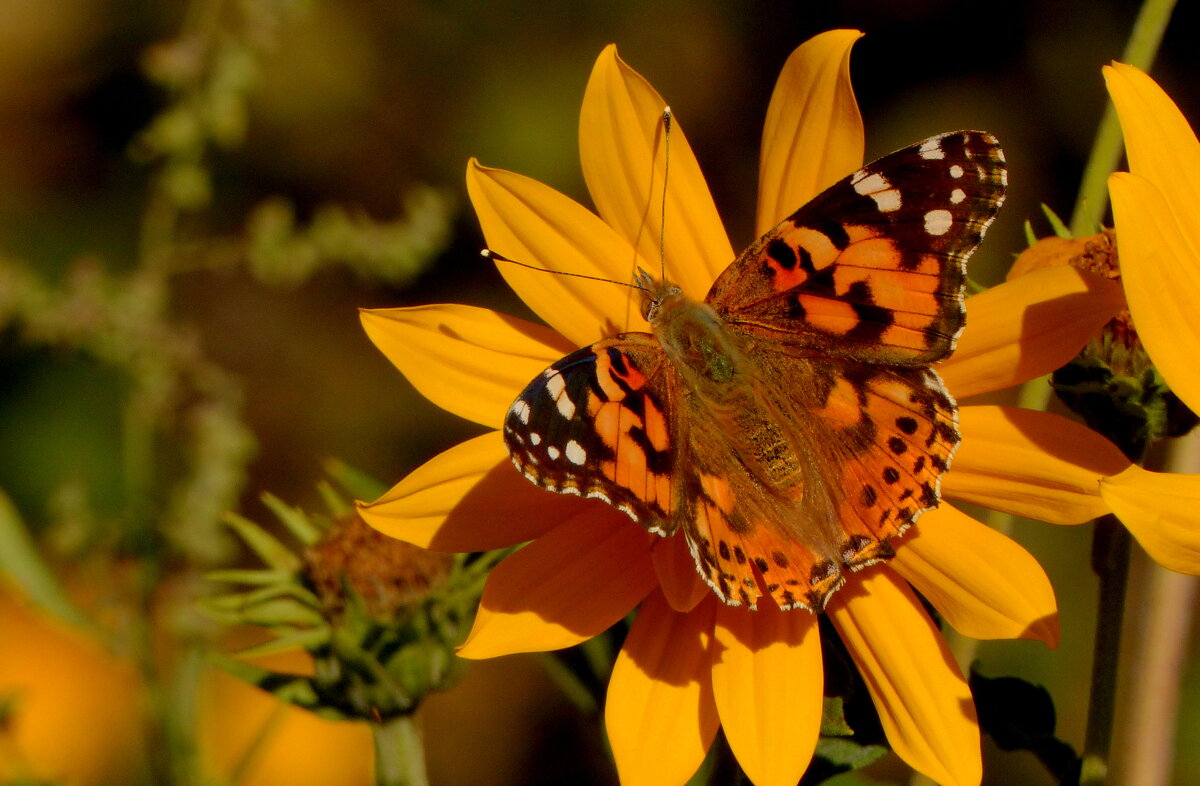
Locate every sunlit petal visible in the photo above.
<box><xmin>357</xmin><ymin>431</ymin><xmax>577</xmax><ymax>551</ymax></box>
<box><xmin>458</xmin><ymin>513</ymin><xmax>657</xmax><ymax>659</ymax></box>
<box><xmin>710</xmin><ymin>604</ymin><xmax>822</xmax><ymax>786</ymax></box>
<box><xmin>829</xmin><ymin>571</ymin><xmax>981</xmax><ymax>786</ymax></box>
<box><xmin>756</xmin><ymin>29</ymin><xmax>864</xmax><ymax>235</ymax></box>
<box><xmin>1101</xmin><ymin>465</ymin><xmax>1200</xmax><ymax>575</ymax></box>
<box><xmin>579</xmin><ymin>45</ymin><xmax>733</xmax><ymax>297</ymax></box>
<box><xmin>606</xmin><ymin>592</ymin><xmax>719</xmax><ymax>786</ymax></box>
<box><xmin>894</xmin><ymin>505</ymin><xmax>1058</xmax><ymax>645</ymax></box>
<box><xmin>1109</xmin><ymin>172</ymin><xmax>1200</xmax><ymax>415</ymax></box>
<box><xmin>467</xmin><ymin>160</ymin><xmax>645</xmax><ymax>346</ymax></box>
<box><xmin>360</xmin><ymin>303</ymin><xmax>572</xmax><ymax>429</ymax></box>
<box><xmin>945</xmin><ymin>405</ymin><xmax>1130</xmax><ymax>524</ymax></box>
<box><xmin>1105</xmin><ymin>62</ymin><xmax>1200</xmax><ymax>232</ymax></box>
<box><xmin>651</xmin><ymin>534</ymin><xmax>710</xmax><ymax>613</ymax></box>
<box><xmin>941</xmin><ymin>266</ymin><xmax>1125</xmax><ymax>399</ymax></box>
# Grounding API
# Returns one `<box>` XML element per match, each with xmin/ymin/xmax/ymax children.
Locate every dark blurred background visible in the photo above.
<box><xmin>1</xmin><ymin>1</ymin><xmax>1199</xmax><ymax>784</ymax></box>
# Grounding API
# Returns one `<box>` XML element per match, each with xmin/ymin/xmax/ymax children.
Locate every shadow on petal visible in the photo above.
<box><xmin>946</xmin><ymin>405</ymin><xmax>1130</xmax><ymax>525</ymax></box>
<box><xmin>458</xmin><ymin>510</ymin><xmax>658</xmax><ymax>658</ymax></box>
<box><xmin>651</xmin><ymin>533</ymin><xmax>710</xmax><ymax>613</ymax></box>
<box><xmin>943</xmin><ymin>266</ymin><xmax>1124</xmax><ymax>400</ymax></box>
<box><xmin>359</xmin><ymin>431</ymin><xmax>583</xmax><ymax>551</ymax></box>
<box><xmin>606</xmin><ymin>591</ymin><xmax>720</xmax><ymax>786</ymax></box>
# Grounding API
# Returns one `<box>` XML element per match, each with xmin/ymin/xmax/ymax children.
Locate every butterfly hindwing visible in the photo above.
<box><xmin>707</xmin><ymin>130</ymin><xmax>1006</xmax><ymax>365</ymax></box>
<box><xmin>503</xmin><ymin>333</ymin><xmax>678</xmax><ymax>535</ymax></box>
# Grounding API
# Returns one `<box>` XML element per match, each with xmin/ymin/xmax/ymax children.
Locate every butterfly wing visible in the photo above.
<box><xmin>673</xmin><ymin>348</ymin><xmax>959</xmax><ymax>613</ymax></box>
<box><xmin>503</xmin><ymin>333</ymin><xmax>679</xmax><ymax>536</ymax></box>
<box><xmin>680</xmin><ymin>131</ymin><xmax>998</xmax><ymax>610</ymax></box>
<box><xmin>707</xmin><ymin>130</ymin><xmax>1007</xmax><ymax>365</ymax></box>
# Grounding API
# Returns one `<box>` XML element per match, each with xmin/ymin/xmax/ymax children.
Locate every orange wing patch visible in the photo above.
<box><xmin>832</xmin><ymin>367</ymin><xmax>959</xmax><ymax>566</ymax></box>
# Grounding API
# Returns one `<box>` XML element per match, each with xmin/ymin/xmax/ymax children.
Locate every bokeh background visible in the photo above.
<box><xmin>1</xmin><ymin>0</ymin><xmax>1199</xmax><ymax>784</ymax></box>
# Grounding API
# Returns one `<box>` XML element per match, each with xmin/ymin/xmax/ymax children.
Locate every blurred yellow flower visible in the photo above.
<box><xmin>360</xmin><ymin>33</ymin><xmax>1134</xmax><ymax>786</ymax></box>
<box><xmin>1102</xmin><ymin>62</ymin><xmax>1200</xmax><ymax>574</ymax></box>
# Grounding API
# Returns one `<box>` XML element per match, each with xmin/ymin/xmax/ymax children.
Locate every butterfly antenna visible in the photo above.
<box><xmin>481</xmin><ymin>249</ymin><xmax>650</xmax><ymax>293</ymax></box>
<box><xmin>659</xmin><ymin>106</ymin><xmax>671</xmax><ymax>283</ymax></box>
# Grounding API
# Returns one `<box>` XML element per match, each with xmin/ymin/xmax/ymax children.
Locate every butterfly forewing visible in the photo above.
<box><xmin>503</xmin><ymin>334</ymin><xmax>678</xmax><ymax>535</ymax></box>
<box><xmin>707</xmin><ymin>130</ymin><xmax>1006</xmax><ymax>365</ymax></box>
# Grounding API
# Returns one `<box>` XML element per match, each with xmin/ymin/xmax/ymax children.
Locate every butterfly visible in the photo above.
<box><xmin>501</xmin><ymin>131</ymin><xmax>1007</xmax><ymax>612</ymax></box>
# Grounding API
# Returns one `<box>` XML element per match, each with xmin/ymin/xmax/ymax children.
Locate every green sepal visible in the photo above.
<box><xmin>819</xmin><ymin>696</ymin><xmax>854</xmax><ymax>736</ymax></box>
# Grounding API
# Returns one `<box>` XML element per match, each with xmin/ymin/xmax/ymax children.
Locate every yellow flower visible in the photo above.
<box><xmin>360</xmin><ymin>33</ymin><xmax>1131</xmax><ymax>786</ymax></box>
<box><xmin>1102</xmin><ymin>62</ymin><xmax>1200</xmax><ymax>574</ymax></box>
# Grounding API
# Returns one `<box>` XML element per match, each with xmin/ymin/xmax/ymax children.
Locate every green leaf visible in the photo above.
<box><xmin>208</xmin><ymin>652</ymin><xmax>348</xmax><ymax>720</ymax></box>
<box><xmin>316</xmin><ymin>480</ymin><xmax>350</xmax><ymax>516</ymax></box>
<box><xmin>235</xmin><ymin>628</ymin><xmax>332</xmax><ymax>658</ymax></box>
<box><xmin>0</xmin><ymin>489</ymin><xmax>89</xmax><ymax>627</ymax></box>
<box><xmin>1023</xmin><ymin>217</ymin><xmax>1038</xmax><ymax>246</ymax></box>
<box><xmin>803</xmin><ymin>737</ymin><xmax>888</xmax><ymax>783</ymax></box>
<box><xmin>820</xmin><ymin>696</ymin><xmax>854</xmax><ymax>736</ymax></box>
<box><xmin>1042</xmin><ymin>203</ymin><xmax>1072</xmax><ymax>238</ymax></box>
<box><xmin>324</xmin><ymin>458</ymin><xmax>387</xmax><ymax>502</ymax></box>
<box><xmin>222</xmin><ymin>512</ymin><xmax>302</xmax><ymax>572</ymax></box>
<box><xmin>261</xmin><ymin>492</ymin><xmax>322</xmax><ymax>546</ymax></box>
<box><xmin>205</xmin><ymin>568</ymin><xmax>293</xmax><ymax>586</ymax></box>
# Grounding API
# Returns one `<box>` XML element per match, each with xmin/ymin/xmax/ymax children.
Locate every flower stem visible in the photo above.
<box><xmin>371</xmin><ymin>714</ymin><xmax>429</xmax><ymax>786</ymax></box>
<box><xmin>1068</xmin><ymin>0</ymin><xmax>1178</xmax><ymax>236</ymax></box>
<box><xmin>1079</xmin><ymin>514</ymin><xmax>1132</xmax><ymax>785</ymax></box>
<box><xmin>1111</xmin><ymin>433</ymin><xmax>1200</xmax><ymax>785</ymax></box>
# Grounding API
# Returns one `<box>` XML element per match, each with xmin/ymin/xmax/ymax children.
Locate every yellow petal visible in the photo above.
<box><xmin>1101</xmin><ymin>464</ymin><xmax>1200</xmax><ymax>574</ymax></box>
<box><xmin>756</xmin><ymin>29</ymin><xmax>864</xmax><ymax>235</ymax></box>
<box><xmin>606</xmin><ymin>591</ymin><xmax>719</xmax><ymax>786</ymax></box>
<box><xmin>710</xmin><ymin>604</ymin><xmax>822</xmax><ymax>786</ymax></box>
<box><xmin>893</xmin><ymin>505</ymin><xmax>1059</xmax><ymax>646</ymax></box>
<box><xmin>941</xmin><ymin>266</ymin><xmax>1125</xmax><ymax>399</ymax></box>
<box><xmin>945</xmin><ymin>406</ymin><xmax>1130</xmax><ymax>524</ymax></box>
<box><xmin>579</xmin><ymin>45</ymin><xmax>733</xmax><ymax>297</ymax></box>
<box><xmin>1109</xmin><ymin>172</ymin><xmax>1200</xmax><ymax>415</ymax></box>
<box><xmin>458</xmin><ymin>513</ymin><xmax>657</xmax><ymax>659</ymax></box>
<box><xmin>360</xmin><ymin>303</ymin><xmax>572</xmax><ymax>429</ymax></box>
<box><xmin>828</xmin><ymin>570</ymin><xmax>981</xmax><ymax>786</ymax></box>
<box><xmin>467</xmin><ymin>160</ymin><xmax>647</xmax><ymax>347</ymax></box>
<box><xmin>1105</xmin><ymin>63</ymin><xmax>1200</xmax><ymax>231</ymax></box>
<box><xmin>651</xmin><ymin>533</ymin><xmax>710</xmax><ymax>614</ymax></box>
<box><xmin>357</xmin><ymin>431</ymin><xmax>577</xmax><ymax>551</ymax></box>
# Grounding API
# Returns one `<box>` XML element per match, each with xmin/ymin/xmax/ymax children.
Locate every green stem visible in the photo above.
<box><xmin>371</xmin><ymin>714</ymin><xmax>429</xmax><ymax>786</ymax></box>
<box><xmin>1079</xmin><ymin>515</ymin><xmax>1132</xmax><ymax>785</ymax></box>
<box><xmin>1068</xmin><ymin>0</ymin><xmax>1178</xmax><ymax>235</ymax></box>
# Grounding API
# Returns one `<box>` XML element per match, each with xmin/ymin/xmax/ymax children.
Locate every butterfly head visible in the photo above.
<box><xmin>634</xmin><ymin>267</ymin><xmax>683</xmax><ymax>324</ymax></box>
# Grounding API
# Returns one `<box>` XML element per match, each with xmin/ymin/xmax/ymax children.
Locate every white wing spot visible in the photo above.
<box><xmin>852</xmin><ymin>171</ymin><xmax>902</xmax><ymax>212</ymax></box>
<box><xmin>544</xmin><ymin>372</ymin><xmax>576</xmax><ymax>419</ymax></box>
<box><xmin>565</xmin><ymin>440</ymin><xmax>587</xmax><ymax>465</ymax></box>
<box><xmin>510</xmin><ymin>398</ymin><xmax>531</xmax><ymax>425</ymax></box>
<box><xmin>547</xmin><ymin>445</ymin><xmax>561</xmax><ymax>461</ymax></box>
<box><xmin>919</xmin><ymin>138</ymin><xmax>945</xmax><ymax>160</ymax></box>
<box><xmin>924</xmin><ymin>209</ymin><xmax>953</xmax><ymax>236</ymax></box>
<box><xmin>529</xmin><ymin>432</ymin><xmax>541</xmax><ymax>445</ymax></box>
<box><xmin>949</xmin><ymin>164</ymin><xmax>964</xmax><ymax>179</ymax></box>
<box><xmin>853</xmin><ymin>171</ymin><xmax>889</xmax><ymax>192</ymax></box>
<box><xmin>586</xmin><ymin>488</ymin><xmax>612</xmax><ymax>504</ymax></box>
<box><xmin>950</xmin><ymin>188</ymin><xmax>966</xmax><ymax>204</ymax></box>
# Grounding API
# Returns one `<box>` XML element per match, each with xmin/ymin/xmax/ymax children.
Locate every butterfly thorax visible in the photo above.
<box><xmin>642</xmin><ymin>275</ymin><xmax>743</xmax><ymax>402</ymax></box>
<box><xmin>640</xmin><ymin>271</ymin><xmax>812</xmax><ymax>497</ymax></box>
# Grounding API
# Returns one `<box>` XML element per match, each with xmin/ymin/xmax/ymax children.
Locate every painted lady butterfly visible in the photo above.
<box><xmin>502</xmin><ymin>131</ymin><xmax>1007</xmax><ymax>612</ymax></box>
